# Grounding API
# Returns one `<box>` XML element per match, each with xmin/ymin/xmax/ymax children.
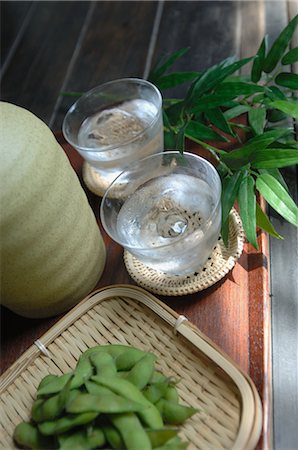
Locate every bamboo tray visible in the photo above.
<box><xmin>0</xmin><ymin>285</ymin><xmax>262</xmax><ymax>450</ymax></box>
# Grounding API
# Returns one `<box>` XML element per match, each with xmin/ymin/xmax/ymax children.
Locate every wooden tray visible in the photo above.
<box><xmin>0</xmin><ymin>285</ymin><xmax>262</xmax><ymax>450</ymax></box>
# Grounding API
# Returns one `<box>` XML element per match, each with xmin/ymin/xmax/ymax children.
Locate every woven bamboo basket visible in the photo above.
<box><xmin>0</xmin><ymin>285</ymin><xmax>262</xmax><ymax>450</ymax></box>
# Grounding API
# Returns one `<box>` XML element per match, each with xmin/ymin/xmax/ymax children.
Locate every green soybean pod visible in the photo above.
<box><xmin>146</xmin><ymin>428</ymin><xmax>178</xmax><ymax>448</ymax></box>
<box><xmin>143</xmin><ymin>381</ymin><xmax>169</xmax><ymax>404</ymax></box>
<box><xmin>125</xmin><ymin>353</ymin><xmax>156</xmax><ymax>389</ymax></box>
<box><xmin>91</xmin><ymin>375</ymin><xmax>163</xmax><ymax>429</ymax></box>
<box><xmin>103</xmin><ymin>425</ymin><xmax>125</xmax><ymax>449</ymax></box>
<box><xmin>37</xmin><ymin>374</ymin><xmax>58</xmax><ymax>392</ymax></box>
<box><xmin>71</xmin><ymin>356</ymin><xmax>93</xmax><ymax>389</ymax></box>
<box><xmin>85</xmin><ymin>380</ymin><xmax>115</xmax><ymax>396</ymax></box>
<box><xmin>81</xmin><ymin>344</ymin><xmax>132</xmax><ymax>360</ymax></box>
<box><xmin>163</xmin><ymin>385</ymin><xmax>179</xmax><ymax>404</ymax></box>
<box><xmin>149</xmin><ymin>371</ymin><xmax>168</xmax><ymax>384</ymax></box>
<box><xmin>111</xmin><ymin>412</ymin><xmax>152</xmax><ymax>450</ymax></box>
<box><xmin>90</xmin><ymin>351</ymin><xmax>117</xmax><ymax>377</ymax></box>
<box><xmin>13</xmin><ymin>422</ymin><xmax>54</xmax><ymax>449</ymax></box>
<box><xmin>66</xmin><ymin>392</ymin><xmax>145</xmax><ymax>414</ymax></box>
<box><xmin>58</xmin><ymin>427</ymin><xmax>105</xmax><ymax>450</ymax></box>
<box><xmin>37</xmin><ymin>373</ymin><xmax>72</xmax><ymax>397</ymax></box>
<box><xmin>32</xmin><ymin>375</ymin><xmax>73</xmax><ymax>422</ymax></box>
<box><xmin>154</xmin><ymin>436</ymin><xmax>189</xmax><ymax>450</ymax></box>
<box><xmin>115</xmin><ymin>347</ymin><xmax>147</xmax><ymax>371</ymax></box>
<box><xmin>38</xmin><ymin>412</ymin><xmax>98</xmax><ymax>435</ymax></box>
<box><xmin>156</xmin><ymin>399</ymin><xmax>197</xmax><ymax>425</ymax></box>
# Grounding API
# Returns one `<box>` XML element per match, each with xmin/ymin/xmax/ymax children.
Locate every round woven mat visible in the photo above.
<box><xmin>124</xmin><ymin>208</ymin><xmax>245</xmax><ymax>296</ymax></box>
<box><xmin>82</xmin><ymin>162</ymin><xmax>111</xmax><ymax>197</ymax></box>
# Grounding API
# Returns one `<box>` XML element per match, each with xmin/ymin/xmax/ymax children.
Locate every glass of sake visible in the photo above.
<box><xmin>62</xmin><ymin>78</ymin><xmax>163</xmax><ymax>193</ymax></box>
<box><xmin>100</xmin><ymin>151</ymin><xmax>222</xmax><ymax>276</ymax></box>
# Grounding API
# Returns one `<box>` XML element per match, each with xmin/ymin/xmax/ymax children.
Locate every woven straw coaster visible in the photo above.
<box><xmin>124</xmin><ymin>208</ymin><xmax>245</xmax><ymax>296</ymax></box>
<box><xmin>82</xmin><ymin>161</ymin><xmax>111</xmax><ymax>197</ymax></box>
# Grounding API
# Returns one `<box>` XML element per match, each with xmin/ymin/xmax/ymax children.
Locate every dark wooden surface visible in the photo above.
<box><xmin>1</xmin><ymin>2</ymin><xmax>297</xmax><ymax>449</ymax></box>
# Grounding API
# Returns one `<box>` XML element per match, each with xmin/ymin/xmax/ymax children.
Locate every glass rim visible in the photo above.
<box><xmin>62</xmin><ymin>77</ymin><xmax>163</xmax><ymax>153</ymax></box>
<box><xmin>100</xmin><ymin>151</ymin><xmax>222</xmax><ymax>251</ymax></box>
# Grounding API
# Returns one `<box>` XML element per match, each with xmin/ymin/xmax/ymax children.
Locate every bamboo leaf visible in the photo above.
<box><xmin>256</xmin><ymin>173</ymin><xmax>298</xmax><ymax>227</ymax></box>
<box><xmin>256</xmin><ymin>203</ymin><xmax>283</xmax><ymax>239</ymax></box>
<box><xmin>238</xmin><ymin>175</ymin><xmax>258</xmax><ymax>248</ymax></box>
<box><xmin>263</xmin><ymin>14</ymin><xmax>298</xmax><ymax>73</ymax></box>
<box><xmin>269</xmin><ymin>100</ymin><xmax>298</xmax><ymax>119</ymax></box>
<box><xmin>248</xmin><ymin>108</ymin><xmax>266</xmax><ymax>135</ymax></box>
<box><xmin>221</xmin><ymin>171</ymin><xmax>245</xmax><ymax>225</ymax></box>
<box><xmin>149</xmin><ymin>48</ymin><xmax>190</xmax><ymax>81</ymax></box>
<box><xmin>221</xmin><ymin>129</ymin><xmax>290</xmax><ymax>168</ymax></box>
<box><xmin>185</xmin><ymin>120</ymin><xmax>228</xmax><ymax>142</ymax></box>
<box><xmin>258</xmin><ymin>168</ymin><xmax>289</xmax><ymax>192</ymax></box>
<box><xmin>191</xmin><ymin>93</ymin><xmax>241</xmax><ymax>112</ymax></box>
<box><xmin>223</xmin><ymin>105</ymin><xmax>251</xmax><ymax>120</ymax></box>
<box><xmin>188</xmin><ymin>56</ymin><xmax>252</xmax><ymax>100</ymax></box>
<box><xmin>265</xmin><ymin>86</ymin><xmax>287</xmax><ymax>100</ymax></box>
<box><xmin>204</xmin><ymin>108</ymin><xmax>234</xmax><ymax>136</ymax></box>
<box><xmin>215</xmin><ymin>82</ymin><xmax>265</xmax><ymax>97</ymax></box>
<box><xmin>157</xmin><ymin>72</ymin><xmax>199</xmax><ymax>89</ymax></box>
<box><xmin>251</xmin><ymin>148</ymin><xmax>298</xmax><ymax>169</ymax></box>
<box><xmin>275</xmin><ymin>72</ymin><xmax>298</xmax><ymax>90</ymax></box>
<box><xmin>251</xmin><ymin>36</ymin><xmax>268</xmax><ymax>82</ymax></box>
<box><xmin>281</xmin><ymin>46</ymin><xmax>298</xmax><ymax>65</ymax></box>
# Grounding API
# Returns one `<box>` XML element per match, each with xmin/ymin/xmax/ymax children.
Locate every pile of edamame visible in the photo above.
<box><xmin>14</xmin><ymin>344</ymin><xmax>198</xmax><ymax>449</ymax></box>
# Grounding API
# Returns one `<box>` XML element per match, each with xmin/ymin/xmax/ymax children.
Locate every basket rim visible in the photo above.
<box><xmin>0</xmin><ymin>284</ymin><xmax>262</xmax><ymax>450</ymax></box>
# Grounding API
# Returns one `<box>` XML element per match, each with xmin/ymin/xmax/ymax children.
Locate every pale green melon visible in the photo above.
<box><xmin>0</xmin><ymin>102</ymin><xmax>106</xmax><ymax>318</ymax></box>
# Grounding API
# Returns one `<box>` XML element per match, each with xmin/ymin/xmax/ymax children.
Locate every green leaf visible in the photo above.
<box><xmin>223</xmin><ymin>105</ymin><xmax>251</xmax><ymax>120</ymax></box>
<box><xmin>190</xmin><ymin>93</ymin><xmax>242</xmax><ymax>112</ymax></box>
<box><xmin>251</xmin><ymin>36</ymin><xmax>268</xmax><ymax>82</ymax></box>
<box><xmin>205</xmin><ymin>108</ymin><xmax>234</xmax><ymax>136</ymax></box>
<box><xmin>248</xmin><ymin>108</ymin><xmax>266</xmax><ymax>135</ymax></box>
<box><xmin>256</xmin><ymin>203</ymin><xmax>283</xmax><ymax>239</ymax></box>
<box><xmin>256</xmin><ymin>173</ymin><xmax>298</xmax><ymax>227</ymax></box>
<box><xmin>188</xmin><ymin>56</ymin><xmax>252</xmax><ymax>100</ymax></box>
<box><xmin>215</xmin><ymin>82</ymin><xmax>265</xmax><ymax>97</ymax></box>
<box><xmin>258</xmin><ymin>168</ymin><xmax>289</xmax><ymax>192</ymax></box>
<box><xmin>251</xmin><ymin>148</ymin><xmax>298</xmax><ymax>168</ymax></box>
<box><xmin>221</xmin><ymin>129</ymin><xmax>290</xmax><ymax>168</ymax></box>
<box><xmin>265</xmin><ymin>86</ymin><xmax>287</xmax><ymax>101</ymax></box>
<box><xmin>238</xmin><ymin>175</ymin><xmax>258</xmax><ymax>248</ymax></box>
<box><xmin>221</xmin><ymin>171</ymin><xmax>245</xmax><ymax>225</ymax></box>
<box><xmin>269</xmin><ymin>100</ymin><xmax>298</xmax><ymax>119</ymax></box>
<box><xmin>282</xmin><ymin>46</ymin><xmax>298</xmax><ymax>65</ymax></box>
<box><xmin>275</xmin><ymin>72</ymin><xmax>298</xmax><ymax>90</ymax></box>
<box><xmin>185</xmin><ymin>120</ymin><xmax>227</xmax><ymax>142</ymax></box>
<box><xmin>164</xmin><ymin>100</ymin><xmax>185</xmax><ymax>126</ymax></box>
<box><xmin>149</xmin><ymin>48</ymin><xmax>190</xmax><ymax>81</ymax></box>
<box><xmin>157</xmin><ymin>71</ymin><xmax>199</xmax><ymax>89</ymax></box>
<box><xmin>263</xmin><ymin>14</ymin><xmax>298</xmax><ymax>73</ymax></box>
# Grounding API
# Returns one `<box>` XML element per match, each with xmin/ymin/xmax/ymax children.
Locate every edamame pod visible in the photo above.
<box><xmin>111</xmin><ymin>412</ymin><xmax>152</xmax><ymax>450</ymax></box>
<box><xmin>38</xmin><ymin>412</ymin><xmax>98</xmax><ymax>435</ymax></box>
<box><xmin>125</xmin><ymin>353</ymin><xmax>156</xmax><ymax>389</ymax></box>
<box><xmin>154</xmin><ymin>436</ymin><xmax>189</xmax><ymax>450</ymax></box>
<box><xmin>115</xmin><ymin>347</ymin><xmax>147</xmax><ymax>371</ymax></box>
<box><xmin>156</xmin><ymin>399</ymin><xmax>197</xmax><ymax>425</ymax></box>
<box><xmin>146</xmin><ymin>428</ymin><xmax>178</xmax><ymax>448</ymax></box>
<box><xmin>66</xmin><ymin>392</ymin><xmax>145</xmax><ymax>414</ymax></box>
<box><xmin>70</xmin><ymin>356</ymin><xmax>93</xmax><ymax>389</ymax></box>
<box><xmin>90</xmin><ymin>351</ymin><xmax>117</xmax><ymax>377</ymax></box>
<box><xmin>58</xmin><ymin>427</ymin><xmax>105</xmax><ymax>449</ymax></box>
<box><xmin>91</xmin><ymin>375</ymin><xmax>163</xmax><ymax>429</ymax></box>
<box><xmin>103</xmin><ymin>425</ymin><xmax>125</xmax><ymax>449</ymax></box>
<box><xmin>32</xmin><ymin>376</ymin><xmax>72</xmax><ymax>422</ymax></box>
<box><xmin>142</xmin><ymin>381</ymin><xmax>169</xmax><ymax>404</ymax></box>
<box><xmin>37</xmin><ymin>373</ymin><xmax>72</xmax><ymax>397</ymax></box>
<box><xmin>163</xmin><ymin>385</ymin><xmax>179</xmax><ymax>403</ymax></box>
<box><xmin>13</xmin><ymin>422</ymin><xmax>54</xmax><ymax>449</ymax></box>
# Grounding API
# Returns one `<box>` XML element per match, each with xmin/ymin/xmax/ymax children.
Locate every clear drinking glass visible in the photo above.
<box><xmin>100</xmin><ymin>151</ymin><xmax>222</xmax><ymax>276</ymax></box>
<box><xmin>62</xmin><ymin>78</ymin><xmax>163</xmax><ymax>190</ymax></box>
